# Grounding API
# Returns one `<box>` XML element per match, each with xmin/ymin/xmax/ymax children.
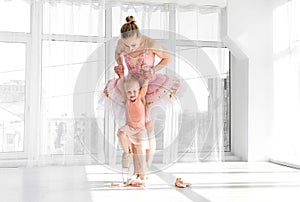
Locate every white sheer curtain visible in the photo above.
<box><xmin>1</xmin><ymin>0</ymin><xmax>228</xmax><ymax>168</ymax></box>
<box><xmin>271</xmin><ymin>0</ymin><xmax>300</xmax><ymax>166</ymax></box>
<box><xmin>28</xmin><ymin>0</ymin><xmax>105</xmax><ymax>166</ymax></box>
<box><xmin>175</xmin><ymin>9</ymin><xmax>229</xmax><ymax>162</ymax></box>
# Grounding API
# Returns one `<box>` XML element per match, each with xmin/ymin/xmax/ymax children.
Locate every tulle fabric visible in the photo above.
<box><xmin>99</xmin><ymin>51</ymin><xmax>184</xmax><ymax>123</ymax></box>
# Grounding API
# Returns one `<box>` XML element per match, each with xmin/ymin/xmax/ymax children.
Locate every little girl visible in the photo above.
<box><xmin>117</xmin><ymin>69</ymin><xmax>150</xmax><ymax>186</ymax></box>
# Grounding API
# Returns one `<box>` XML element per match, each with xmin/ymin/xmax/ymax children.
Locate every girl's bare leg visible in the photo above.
<box><xmin>145</xmin><ymin>121</ymin><xmax>156</xmax><ymax>169</ymax></box>
<box><xmin>117</xmin><ymin>130</ymin><xmax>132</xmax><ymax>168</ymax></box>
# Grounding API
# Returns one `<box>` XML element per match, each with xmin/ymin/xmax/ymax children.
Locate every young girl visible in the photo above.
<box><xmin>103</xmin><ymin>15</ymin><xmax>182</xmax><ymax>174</ymax></box>
<box><xmin>117</xmin><ymin>71</ymin><xmax>149</xmax><ymax>186</ymax></box>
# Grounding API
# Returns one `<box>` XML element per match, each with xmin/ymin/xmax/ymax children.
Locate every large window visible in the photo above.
<box><xmin>40</xmin><ymin>3</ymin><xmax>105</xmax><ymax>161</ymax></box>
<box><xmin>0</xmin><ymin>0</ymin><xmax>29</xmax><ymax>156</ymax></box>
<box><xmin>175</xmin><ymin>46</ymin><xmax>230</xmax><ymax>158</ymax></box>
<box><xmin>41</xmin><ymin>41</ymin><xmax>100</xmax><ymax>156</ymax></box>
<box><xmin>0</xmin><ymin>1</ymin><xmax>230</xmax><ymax>164</ymax></box>
<box><xmin>0</xmin><ymin>42</ymin><xmax>26</xmax><ymax>153</ymax></box>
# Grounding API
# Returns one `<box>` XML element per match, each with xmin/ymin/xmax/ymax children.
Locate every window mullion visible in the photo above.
<box><xmin>104</xmin><ymin>7</ymin><xmax>115</xmax><ymax>165</ymax></box>
<box><xmin>25</xmin><ymin>1</ymin><xmax>43</xmax><ymax>166</ymax></box>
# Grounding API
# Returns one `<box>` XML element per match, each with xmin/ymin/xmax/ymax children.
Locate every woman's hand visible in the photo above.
<box><xmin>114</xmin><ymin>64</ymin><xmax>124</xmax><ymax>78</ymax></box>
<box><xmin>142</xmin><ymin>65</ymin><xmax>155</xmax><ymax>80</ymax></box>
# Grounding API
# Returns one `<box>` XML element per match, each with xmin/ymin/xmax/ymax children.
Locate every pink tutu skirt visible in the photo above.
<box><xmin>100</xmin><ymin>72</ymin><xmax>183</xmax><ymax>122</ymax></box>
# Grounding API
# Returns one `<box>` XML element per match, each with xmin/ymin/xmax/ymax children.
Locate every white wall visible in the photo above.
<box><xmin>227</xmin><ymin>0</ymin><xmax>273</xmax><ymax>161</ymax></box>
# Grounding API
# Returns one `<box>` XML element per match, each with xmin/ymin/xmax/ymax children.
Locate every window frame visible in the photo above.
<box><xmin>0</xmin><ymin>34</ymin><xmax>30</xmax><ymax>160</ymax></box>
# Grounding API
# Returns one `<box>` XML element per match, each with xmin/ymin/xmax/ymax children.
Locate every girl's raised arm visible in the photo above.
<box><xmin>115</xmin><ymin>39</ymin><xmax>124</xmax><ymax>66</ymax></box>
<box><xmin>119</xmin><ymin>74</ymin><xmax>127</xmax><ymax>101</ymax></box>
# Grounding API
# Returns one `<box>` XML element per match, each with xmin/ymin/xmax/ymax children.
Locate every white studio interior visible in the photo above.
<box><xmin>0</xmin><ymin>0</ymin><xmax>300</xmax><ymax>202</ymax></box>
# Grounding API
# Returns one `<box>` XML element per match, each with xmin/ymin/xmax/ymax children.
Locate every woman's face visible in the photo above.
<box><xmin>122</xmin><ymin>34</ymin><xmax>141</xmax><ymax>53</ymax></box>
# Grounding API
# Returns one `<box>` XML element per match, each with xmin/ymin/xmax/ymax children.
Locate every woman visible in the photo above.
<box><xmin>103</xmin><ymin>16</ymin><xmax>182</xmax><ymax>180</ymax></box>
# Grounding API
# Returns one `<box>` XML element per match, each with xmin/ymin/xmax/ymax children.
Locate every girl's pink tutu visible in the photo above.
<box><xmin>100</xmin><ymin>51</ymin><xmax>183</xmax><ymax>121</ymax></box>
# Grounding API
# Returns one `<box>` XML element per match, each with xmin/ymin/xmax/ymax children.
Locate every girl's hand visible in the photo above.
<box><xmin>114</xmin><ymin>64</ymin><xmax>124</xmax><ymax>77</ymax></box>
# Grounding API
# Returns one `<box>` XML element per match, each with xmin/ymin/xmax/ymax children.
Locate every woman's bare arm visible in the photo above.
<box><xmin>152</xmin><ymin>49</ymin><xmax>171</xmax><ymax>72</ymax></box>
<box><xmin>149</xmin><ymin>38</ymin><xmax>171</xmax><ymax>72</ymax></box>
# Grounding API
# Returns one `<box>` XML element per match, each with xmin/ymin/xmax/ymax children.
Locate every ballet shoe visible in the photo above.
<box><xmin>174</xmin><ymin>178</ymin><xmax>191</xmax><ymax>188</ymax></box>
<box><xmin>125</xmin><ymin>176</ymin><xmax>147</xmax><ymax>187</ymax></box>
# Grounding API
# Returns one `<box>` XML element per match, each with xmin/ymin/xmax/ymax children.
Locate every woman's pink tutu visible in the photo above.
<box><xmin>100</xmin><ymin>51</ymin><xmax>184</xmax><ymax>121</ymax></box>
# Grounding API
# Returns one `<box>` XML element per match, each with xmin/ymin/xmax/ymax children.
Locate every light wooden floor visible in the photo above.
<box><xmin>1</xmin><ymin>162</ymin><xmax>300</xmax><ymax>202</ymax></box>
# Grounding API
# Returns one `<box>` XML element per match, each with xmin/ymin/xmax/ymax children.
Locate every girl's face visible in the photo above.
<box><xmin>125</xmin><ymin>80</ymin><xmax>140</xmax><ymax>101</ymax></box>
<box><xmin>123</xmin><ymin>34</ymin><xmax>141</xmax><ymax>53</ymax></box>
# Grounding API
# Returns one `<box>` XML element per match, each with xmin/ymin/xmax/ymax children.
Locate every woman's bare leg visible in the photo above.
<box><xmin>145</xmin><ymin>121</ymin><xmax>156</xmax><ymax>169</ymax></box>
<box><xmin>131</xmin><ymin>145</ymin><xmax>139</xmax><ymax>176</ymax></box>
<box><xmin>134</xmin><ymin>145</ymin><xmax>147</xmax><ymax>179</ymax></box>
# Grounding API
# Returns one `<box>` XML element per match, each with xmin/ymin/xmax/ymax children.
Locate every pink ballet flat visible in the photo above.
<box><xmin>174</xmin><ymin>178</ymin><xmax>191</xmax><ymax>188</ymax></box>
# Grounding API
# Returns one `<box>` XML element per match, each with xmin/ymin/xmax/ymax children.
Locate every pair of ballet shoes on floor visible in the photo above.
<box><xmin>109</xmin><ymin>177</ymin><xmax>147</xmax><ymax>188</ymax></box>
<box><xmin>174</xmin><ymin>178</ymin><xmax>191</xmax><ymax>188</ymax></box>
<box><xmin>110</xmin><ymin>177</ymin><xmax>191</xmax><ymax>188</ymax></box>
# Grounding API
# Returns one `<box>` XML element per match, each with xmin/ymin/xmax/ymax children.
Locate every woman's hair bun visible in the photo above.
<box><xmin>126</xmin><ymin>16</ymin><xmax>135</xmax><ymax>23</ymax></box>
<box><xmin>121</xmin><ymin>16</ymin><xmax>139</xmax><ymax>38</ymax></box>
